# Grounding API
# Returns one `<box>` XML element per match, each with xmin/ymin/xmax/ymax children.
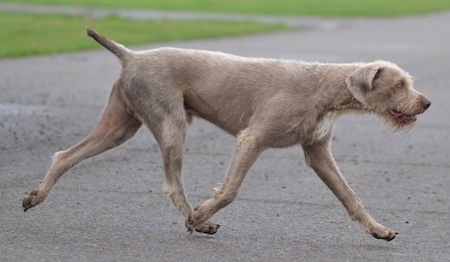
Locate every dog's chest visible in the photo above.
<box><xmin>311</xmin><ymin>112</ymin><xmax>337</xmax><ymax>143</ymax></box>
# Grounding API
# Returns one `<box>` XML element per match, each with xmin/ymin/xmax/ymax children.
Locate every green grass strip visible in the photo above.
<box><xmin>0</xmin><ymin>12</ymin><xmax>286</xmax><ymax>59</ymax></box>
<box><xmin>6</xmin><ymin>0</ymin><xmax>450</xmax><ymax>16</ymax></box>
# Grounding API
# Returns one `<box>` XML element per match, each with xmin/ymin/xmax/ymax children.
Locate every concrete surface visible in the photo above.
<box><xmin>0</xmin><ymin>6</ymin><xmax>449</xmax><ymax>262</ymax></box>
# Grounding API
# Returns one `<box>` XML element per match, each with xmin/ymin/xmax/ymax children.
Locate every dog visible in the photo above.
<box><xmin>23</xmin><ymin>28</ymin><xmax>431</xmax><ymax>241</ymax></box>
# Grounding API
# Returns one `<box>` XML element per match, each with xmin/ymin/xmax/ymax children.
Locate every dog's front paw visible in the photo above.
<box><xmin>195</xmin><ymin>221</ymin><xmax>220</xmax><ymax>235</ymax></box>
<box><xmin>22</xmin><ymin>189</ymin><xmax>41</xmax><ymax>212</ymax></box>
<box><xmin>185</xmin><ymin>208</ymin><xmax>220</xmax><ymax>234</ymax></box>
<box><xmin>367</xmin><ymin>225</ymin><xmax>398</xmax><ymax>241</ymax></box>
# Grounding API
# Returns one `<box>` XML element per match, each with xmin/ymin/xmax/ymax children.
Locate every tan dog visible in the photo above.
<box><xmin>23</xmin><ymin>28</ymin><xmax>431</xmax><ymax>241</ymax></box>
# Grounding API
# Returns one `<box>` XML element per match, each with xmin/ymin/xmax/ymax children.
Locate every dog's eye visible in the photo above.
<box><xmin>396</xmin><ymin>81</ymin><xmax>405</xmax><ymax>88</ymax></box>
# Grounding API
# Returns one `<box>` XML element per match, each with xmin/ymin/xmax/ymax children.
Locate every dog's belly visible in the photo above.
<box><xmin>184</xmin><ymin>94</ymin><xmax>252</xmax><ymax>137</ymax></box>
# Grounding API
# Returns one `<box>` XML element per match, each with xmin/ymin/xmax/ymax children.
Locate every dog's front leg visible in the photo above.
<box><xmin>302</xmin><ymin>138</ymin><xmax>397</xmax><ymax>241</ymax></box>
<box><xmin>186</xmin><ymin>131</ymin><xmax>265</xmax><ymax>233</ymax></box>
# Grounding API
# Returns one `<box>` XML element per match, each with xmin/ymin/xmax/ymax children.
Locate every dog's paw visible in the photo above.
<box><xmin>22</xmin><ymin>189</ymin><xmax>40</xmax><ymax>212</ymax></box>
<box><xmin>185</xmin><ymin>208</ymin><xmax>220</xmax><ymax>235</ymax></box>
<box><xmin>186</xmin><ymin>219</ymin><xmax>220</xmax><ymax>235</ymax></box>
<box><xmin>196</xmin><ymin>221</ymin><xmax>220</xmax><ymax>235</ymax></box>
<box><xmin>367</xmin><ymin>226</ymin><xmax>398</xmax><ymax>241</ymax></box>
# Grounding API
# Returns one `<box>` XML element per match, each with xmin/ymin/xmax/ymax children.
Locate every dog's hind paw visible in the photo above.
<box><xmin>22</xmin><ymin>189</ymin><xmax>40</xmax><ymax>212</ymax></box>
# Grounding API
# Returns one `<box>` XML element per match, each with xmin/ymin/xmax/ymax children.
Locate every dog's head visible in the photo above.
<box><xmin>345</xmin><ymin>61</ymin><xmax>431</xmax><ymax>130</ymax></box>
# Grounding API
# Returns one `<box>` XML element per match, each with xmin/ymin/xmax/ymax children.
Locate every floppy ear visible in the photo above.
<box><xmin>345</xmin><ymin>66</ymin><xmax>381</xmax><ymax>105</ymax></box>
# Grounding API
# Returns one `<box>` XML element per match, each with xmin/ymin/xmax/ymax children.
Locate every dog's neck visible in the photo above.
<box><xmin>332</xmin><ymin>99</ymin><xmax>367</xmax><ymax>112</ymax></box>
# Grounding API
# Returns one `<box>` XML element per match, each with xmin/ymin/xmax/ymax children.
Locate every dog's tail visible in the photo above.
<box><xmin>87</xmin><ymin>28</ymin><xmax>132</xmax><ymax>64</ymax></box>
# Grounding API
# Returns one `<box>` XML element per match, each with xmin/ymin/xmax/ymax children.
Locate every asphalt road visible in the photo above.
<box><xmin>1</xmin><ymin>8</ymin><xmax>449</xmax><ymax>262</ymax></box>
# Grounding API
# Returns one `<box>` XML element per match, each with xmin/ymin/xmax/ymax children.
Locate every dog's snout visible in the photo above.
<box><xmin>423</xmin><ymin>99</ymin><xmax>431</xmax><ymax>110</ymax></box>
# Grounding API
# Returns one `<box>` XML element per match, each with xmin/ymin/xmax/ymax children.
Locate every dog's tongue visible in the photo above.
<box><xmin>400</xmin><ymin>114</ymin><xmax>417</xmax><ymax>122</ymax></box>
<box><xmin>390</xmin><ymin>109</ymin><xmax>416</xmax><ymax>123</ymax></box>
<box><xmin>390</xmin><ymin>109</ymin><xmax>403</xmax><ymax>117</ymax></box>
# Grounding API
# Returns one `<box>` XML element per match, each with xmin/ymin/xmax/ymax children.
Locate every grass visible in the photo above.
<box><xmin>3</xmin><ymin>0</ymin><xmax>449</xmax><ymax>58</ymax></box>
<box><xmin>0</xmin><ymin>12</ymin><xmax>286</xmax><ymax>59</ymax></box>
<box><xmin>6</xmin><ymin>0</ymin><xmax>450</xmax><ymax>16</ymax></box>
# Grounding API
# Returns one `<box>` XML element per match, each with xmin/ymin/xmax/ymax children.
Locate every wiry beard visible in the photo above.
<box><xmin>333</xmin><ymin>98</ymin><xmax>424</xmax><ymax>132</ymax></box>
<box><xmin>379</xmin><ymin>102</ymin><xmax>427</xmax><ymax>131</ymax></box>
<box><xmin>380</xmin><ymin>112</ymin><xmax>416</xmax><ymax>132</ymax></box>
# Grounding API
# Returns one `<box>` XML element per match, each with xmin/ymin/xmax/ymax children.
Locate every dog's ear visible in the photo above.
<box><xmin>345</xmin><ymin>65</ymin><xmax>382</xmax><ymax>105</ymax></box>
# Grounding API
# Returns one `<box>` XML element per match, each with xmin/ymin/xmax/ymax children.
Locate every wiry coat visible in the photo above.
<box><xmin>23</xmin><ymin>29</ymin><xmax>430</xmax><ymax>241</ymax></box>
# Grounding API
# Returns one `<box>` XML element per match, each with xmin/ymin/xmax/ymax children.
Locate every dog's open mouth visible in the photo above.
<box><xmin>389</xmin><ymin>109</ymin><xmax>417</xmax><ymax>124</ymax></box>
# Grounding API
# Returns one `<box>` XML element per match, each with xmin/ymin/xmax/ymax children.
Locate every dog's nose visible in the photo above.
<box><xmin>423</xmin><ymin>99</ymin><xmax>431</xmax><ymax>110</ymax></box>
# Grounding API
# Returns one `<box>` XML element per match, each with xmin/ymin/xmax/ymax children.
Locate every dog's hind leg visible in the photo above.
<box><xmin>23</xmin><ymin>81</ymin><xmax>142</xmax><ymax>211</ymax></box>
<box><xmin>137</xmin><ymin>91</ymin><xmax>220</xmax><ymax>234</ymax></box>
<box><xmin>302</xmin><ymin>136</ymin><xmax>397</xmax><ymax>241</ymax></box>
